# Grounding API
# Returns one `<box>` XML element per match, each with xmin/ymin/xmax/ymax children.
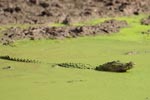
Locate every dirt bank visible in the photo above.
<box><xmin>0</xmin><ymin>0</ymin><xmax>150</xmax><ymax>25</ymax></box>
<box><xmin>141</xmin><ymin>16</ymin><xmax>150</xmax><ymax>25</ymax></box>
<box><xmin>0</xmin><ymin>19</ymin><xmax>128</xmax><ymax>45</ymax></box>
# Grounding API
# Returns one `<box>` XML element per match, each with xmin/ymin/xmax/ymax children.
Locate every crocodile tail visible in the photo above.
<box><xmin>0</xmin><ymin>55</ymin><xmax>41</xmax><ymax>64</ymax></box>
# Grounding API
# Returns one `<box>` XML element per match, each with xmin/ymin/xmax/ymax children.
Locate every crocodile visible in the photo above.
<box><xmin>0</xmin><ymin>55</ymin><xmax>134</xmax><ymax>72</ymax></box>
